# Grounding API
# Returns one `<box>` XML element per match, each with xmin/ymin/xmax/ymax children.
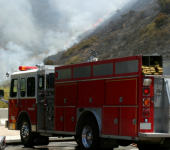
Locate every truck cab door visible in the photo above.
<box><xmin>26</xmin><ymin>75</ymin><xmax>37</xmax><ymax>126</ymax></box>
<box><xmin>9</xmin><ymin>77</ymin><xmax>20</xmax><ymax>128</ymax></box>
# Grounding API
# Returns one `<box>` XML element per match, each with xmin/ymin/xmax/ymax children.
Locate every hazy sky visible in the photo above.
<box><xmin>0</xmin><ymin>0</ymin><xmax>133</xmax><ymax>83</ymax></box>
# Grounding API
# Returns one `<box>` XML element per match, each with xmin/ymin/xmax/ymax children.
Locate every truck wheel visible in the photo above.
<box><xmin>78</xmin><ymin>117</ymin><xmax>99</xmax><ymax>150</ymax></box>
<box><xmin>20</xmin><ymin>118</ymin><xmax>34</xmax><ymax>147</ymax></box>
<box><xmin>78</xmin><ymin>117</ymin><xmax>112</xmax><ymax>150</ymax></box>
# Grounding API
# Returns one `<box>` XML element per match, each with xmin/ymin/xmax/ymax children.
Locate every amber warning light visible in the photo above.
<box><xmin>19</xmin><ymin>66</ymin><xmax>38</xmax><ymax>71</ymax></box>
<box><xmin>143</xmin><ymin>98</ymin><xmax>150</xmax><ymax>106</ymax></box>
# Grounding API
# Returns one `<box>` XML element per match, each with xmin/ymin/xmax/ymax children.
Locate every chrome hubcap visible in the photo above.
<box><xmin>21</xmin><ymin>122</ymin><xmax>29</xmax><ymax>140</ymax></box>
<box><xmin>82</xmin><ymin>126</ymin><xmax>93</xmax><ymax>148</ymax></box>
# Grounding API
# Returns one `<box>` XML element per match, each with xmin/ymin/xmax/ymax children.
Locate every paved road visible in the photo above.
<box><xmin>6</xmin><ymin>141</ymin><xmax>139</xmax><ymax>150</ymax></box>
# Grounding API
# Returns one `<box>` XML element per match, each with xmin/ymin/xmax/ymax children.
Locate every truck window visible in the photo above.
<box><xmin>21</xmin><ymin>78</ymin><xmax>26</xmax><ymax>97</ymax></box>
<box><xmin>27</xmin><ymin>77</ymin><xmax>35</xmax><ymax>97</ymax></box>
<box><xmin>10</xmin><ymin>79</ymin><xmax>18</xmax><ymax>97</ymax></box>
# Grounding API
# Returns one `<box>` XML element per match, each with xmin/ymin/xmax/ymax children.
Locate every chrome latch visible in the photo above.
<box><xmin>119</xmin><ymin>97</ymin><xmax>123</xmax><ymax>103</ymax></box>
<box><xmin>133</xmin><ymin>119</ymin><xmax>136</xmax><ymax>125</ymax></box>
<box><xmin>114</xmin><ymin>118</ymin><xmax>118</xmax><ymax>124</ymax></box>
<box><xmin>71</xmin><ymin>117</ymin><xmax>74</xmax><ymax>122</ymax></box>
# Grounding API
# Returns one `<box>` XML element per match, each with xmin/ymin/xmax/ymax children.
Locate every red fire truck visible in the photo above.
<box><xmin>5</xmin><ymin>55</ymin><xmax>170</xmax><ymax>150</ymax></box>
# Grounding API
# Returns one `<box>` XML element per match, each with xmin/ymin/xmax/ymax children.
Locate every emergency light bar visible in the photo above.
<box><xmin>19</xmin><ymin>66</ymin><xmax>38</xmax><ymax>71</ymax></box>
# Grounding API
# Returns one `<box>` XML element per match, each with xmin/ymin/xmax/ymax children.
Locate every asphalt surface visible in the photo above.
<box><xmin>5</xmin><ymin>141</ymin><xmax>139</xmax><ymax>150</ymax></box>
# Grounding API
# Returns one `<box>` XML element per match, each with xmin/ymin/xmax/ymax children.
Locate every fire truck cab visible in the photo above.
<box><xmin>6</xmin><ymin>55</ymin><xmax>170</xmax><ymax>150</ymax></box>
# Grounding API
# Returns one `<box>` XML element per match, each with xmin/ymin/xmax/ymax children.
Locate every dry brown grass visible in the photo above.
<box><xmin>64</xmin><ymin>55</ymin><xmax>83</xmax><ymax>65</ymax></box>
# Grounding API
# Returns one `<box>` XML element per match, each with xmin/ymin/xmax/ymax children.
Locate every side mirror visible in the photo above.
<box><xmin>0</xmin><ymin>90</ymin><xmax>4</xmax><ymax>99</ymax></box>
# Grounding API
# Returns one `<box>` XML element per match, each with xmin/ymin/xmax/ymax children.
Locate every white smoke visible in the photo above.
<box><xmin>0</xmin><ymin>0</ymin><xmax>133</xmax><ymax>83</ymax></box>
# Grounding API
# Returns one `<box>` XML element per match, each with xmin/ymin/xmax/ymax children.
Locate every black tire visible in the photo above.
<box><xmin>78</xmin><ymin>117</ymin><xmax>113</xmax><ymax>150</ymax></box>
<box><xmin>20</xmin><ymin>118</ymin><xmax>34</xmax><ymax>147</ymax></box>
<box><xmin>20</xmin><ymin>118</ymin><xmax>49</xmax><ymax>147</ymax></box>
<box><xmin>78</xmin><ymin>117</ymin><xmax>99</xmax><ymax>150</ymax></box>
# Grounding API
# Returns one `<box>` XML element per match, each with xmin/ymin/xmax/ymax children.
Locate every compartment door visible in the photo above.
<box><xmin>106</xmin><ymin>77</ymin><xmax>138</xmax><ymax>105</ymax></box>
<box><xmin>64</xmin><ymin>107</ymin><xmax>75</xmax><ymax>132</ymax></box>
<box><xmin>54</xmin><ymin>107</ymin><xmax>64</xmax><ymax>131</ymax></box>
<box><xmin>119</xmin><ymin>107</ymin><xmax>137</xmax><ymax>137</ymax></box>
<box><xmin>78</xmin><ymin>80</ymin><xmax>105</xmax><ymax>105</ymax></box>
<box><xmin>102</xmin><ymin>107</ymin><xmax>119</xmax><ymax>135</ymax></box>
<box><xmin>55</xmin><ymin>82</ymin><xmax>77</xmax><ymax>106</ymax></box>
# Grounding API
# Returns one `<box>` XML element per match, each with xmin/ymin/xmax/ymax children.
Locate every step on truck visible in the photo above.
<box><xmin>4</xmin><ymin>55</ymin><xmax>170</xmax><ymax>150</ymax></box>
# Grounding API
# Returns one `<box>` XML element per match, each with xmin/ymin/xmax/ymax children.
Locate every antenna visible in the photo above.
<box><xmin>88</xmin><ymin>49</ymin><xmax>98</xmax><ymax>62</ymax></box>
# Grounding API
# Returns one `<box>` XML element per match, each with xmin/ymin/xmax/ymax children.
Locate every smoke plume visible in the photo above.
<box><xmin>0</xmin><ymin>0</ymin><xmax>132</xmax><ymax>83</ymax></box>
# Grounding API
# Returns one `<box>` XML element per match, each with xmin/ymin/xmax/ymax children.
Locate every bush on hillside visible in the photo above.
<box><xmin>129</xmin><ymin>10</ymin><xmax>136</xmax><ymax>17</ymax></box>
<box><xmin>44</xmin><ymin>59</ymin><xmax>54</xmax><ymax>65</ymax></box>
<box><xmin>139</xmin><ymin>22</ymin><xmax>156</xmax><ymax>36</ymax></box>
<box><xmin>121</xmin><ymin>10</ymin><xmax>135</xmax><ymax>18</ymax></box>
<box><xmin>158</xmin><ymin>0</ymin><xmax>170</xmax><ymax>14</ymax></box>
<box><xmin>154</xmin><ymin>12</ymin><xmax>168</xmax><ymax>27</ymax></box>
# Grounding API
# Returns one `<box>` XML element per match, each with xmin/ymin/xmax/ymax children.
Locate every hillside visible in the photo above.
<box><xmin>45</xmin><ymin>0</ymin><xmax>170</xmax><ymax>65</ymax></box>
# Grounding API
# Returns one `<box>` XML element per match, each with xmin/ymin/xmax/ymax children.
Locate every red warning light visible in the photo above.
<box><xmin>19</xmin><ymin>66</ymin><xmax>38</xmax><ymax>71</ymax></box>
<box><xmin>143</xmin><ymin>88</ymin><xmax>150</xmax><ymax>95</ymax></box>
<box><xmin>56</xmin><ymin>72</ymin><xmax>59</xmax><ymax>78</ymax></box>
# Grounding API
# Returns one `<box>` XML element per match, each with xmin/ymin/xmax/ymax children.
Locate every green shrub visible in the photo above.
<box><xmin>0</xmin><ymin>86</ymin><xmax>9</xmax><ymax>108</ymax></box>
<box><xmin>154</xmin><ymin>12</ymin><xmax>168</xmax><ymax>27</ymax></box>
<box><xmin>139</xmin><ymin>22</ymin><xmax>156</xmax><ymax>36</ymax></box>
<box><xmin>139</xmin><ymin>19</ymin><xmax>170</xmax><ymax>40</ymax></box>
<box><xmin>62</xmin><ymin>36</ymin><xmax>98</xmax><ymax>58</ymax></box>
